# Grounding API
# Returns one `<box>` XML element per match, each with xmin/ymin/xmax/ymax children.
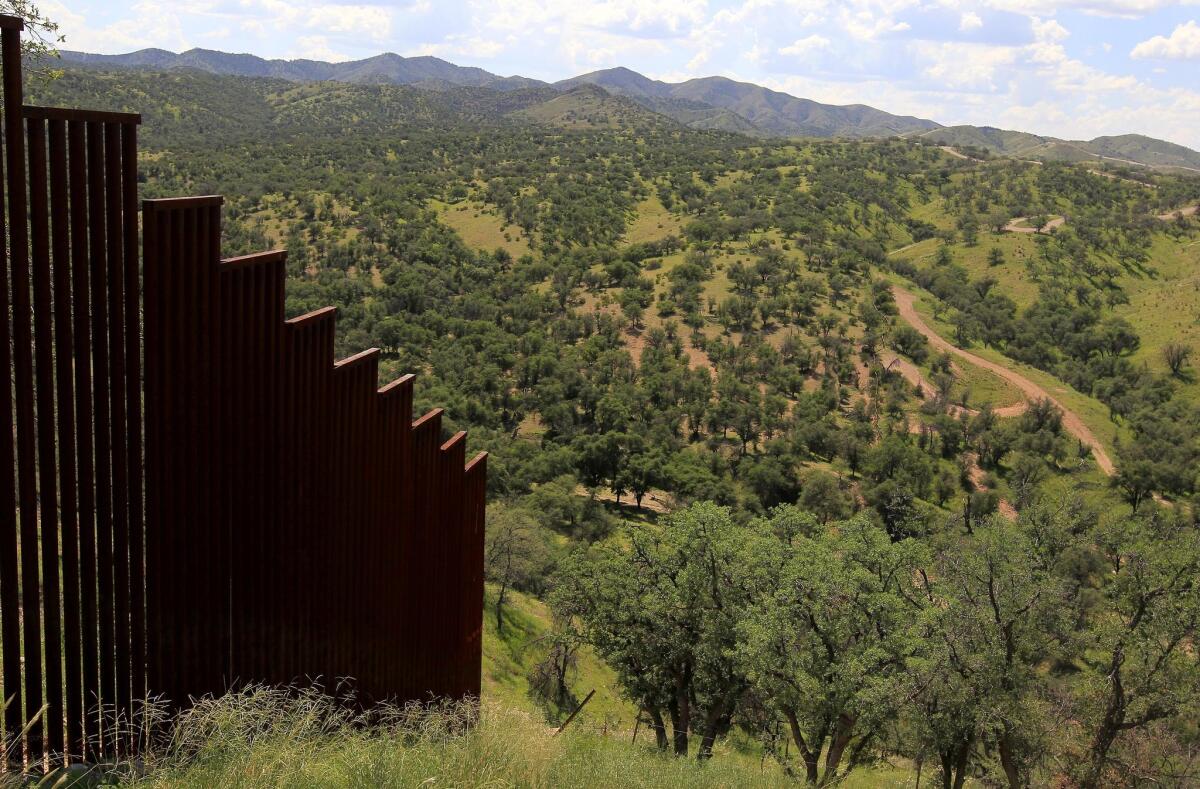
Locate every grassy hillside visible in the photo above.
<box><xmin>481</xmin><ymin>583</ymin><xmax>633</xmax><ymax>725</ymax></box>
<box><xmin>107</xmin><ymin>585</ymin><xmax>927</xmax><ymax>787</ymax></box>
<box><xmin>512</xmin><ymin>85</ymin><xmax>677</xmax><ymax>131</ymax></box>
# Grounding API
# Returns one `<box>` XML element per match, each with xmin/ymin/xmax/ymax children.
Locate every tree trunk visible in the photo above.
<box><xmin>647</xmin><ymin>706</ymin><xmax>669</xmax><ymax>751</ymax></box>
<box><xmin>495</xmin><ymin>582</ymin><xmax>508</xmax><ymax>635</ymax></box>
<box><xmin>999</xmin><ymin>727</ymin><xmax>1021</xmax><ymax>788</ymax></box>
<box><xmin>785</xmin><ymin>709</ymin><xmax>820</xmax><ymax>785</ymax></box>
<box><xmin>1082</xmin><ymin>659</ymin><xmax>1125</xmax><ymax>789</ymax></box>
<box><xmin>821</xmin><ymin>713</ymin><xmax>856</xmax><ymax>784</ymax></box>
<box><xmin>669</xmin><ymin>671</ymin><xmax>690</xmax><ymax>756</ymax></box>
<box><xmin>696</xmin><ymin>699</ymin><xmax>733</xmax><ymax>761</ymax></box>
<box><xmin>697</xmin><ymin>720</ymin><xmax>718</xmax><ymax>760</ymax></box>
<box><xmin>952</xmin><ymin>733</ymin><xmax>974</xmax><ymax>789</ymax></box>
<box><xmin>669</xmin><ymin>704</ymin><xmax>689</xmax><ymax>756</ymax></box>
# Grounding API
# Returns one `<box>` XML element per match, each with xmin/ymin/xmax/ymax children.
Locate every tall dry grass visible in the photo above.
<box><xmin>122</xmin><ymin>686</ymin><xmax>791</xmax><ymax>788</ymax></box>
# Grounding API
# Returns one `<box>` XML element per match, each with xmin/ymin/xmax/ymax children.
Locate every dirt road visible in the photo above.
<box><xmin>939</xmin><ymin>146</ymin><xmax>980</xmax><ymax>162</ymax></box>
<box><xmin>1004</xmin><ymin>216</ymin><xmax>1066</xmax><ymax>234</ymax></box>
<box><xmin>1157</xmin><ymin>204</ymin><xmax>1199</xmax><ymax>221</ymax></box>
<box><xmin>880</xmin><ymin>352</ymin><xmax>1025</xmax><ymax>418</ymax></box>
<box><xmin>891</xmin><ymin>285</ymin><xmax>1114</xmax><ymax>475</ymax></box>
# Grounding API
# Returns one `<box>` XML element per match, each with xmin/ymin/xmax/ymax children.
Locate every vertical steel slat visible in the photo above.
<box><xmin>255</xmin><ymin>263</ymin><xmax>270</xmax><ymax>685</ymax></box>
<box><xmin>329</xmin><ymin>362</ymin><xmax>349</xmax><ymax>695</ymax></box>
<box><xmin>377</xmin><ymin>377</ymin><xmax>410</xmax><ymax>701</ymax></box>
<box><xmin>222</xmin><ymin>264</ymin><xmax>237</xmax><ymax>687</ymax></box>
<box><xmin>363</xmin><ymin>354</ymin><xmax>380</xmax><ymax>701</ymax></box>
<box><xmin>181</xmin><ymin>204</ymin><xmax>201</xmax><ymax>700</ymax></box>
<box><xmin>463</xmin><ymin>453</ymin><xmax>487</xmax><ymax>699</ymax></box>
<box><xmin>161</xmin><ymin>203</ymin><xmax>181</xmax><ymax>709</ymax></box>
<box><xmin>266</xmin><ymin>256</ymin><xmax>284</xmax><ymax>686</ymax></box>
<box><xmin>351</xmin><ymin>363</ymin><xmax>366</xmax><ymax>701</ymax></box>
<box><xmin>67</xmin><ymin>120</ymin><xmax>98</xmax><ymax>760</ymax></box>
<box><xmin>319</xmin><ymin>319</ymin><xmax>334</xmax><ymax>690</ymax></box>
<box><xmin>365</xmin><ymin>364</ymin><xmax>380</xmax><ymax>702</ymax></box>
<box><xmin>278</xmin><ymin>323</ymin><xmax>293</xmax><ymax>685</ymax></box>
<box><xmin>227</xmin><ymin>263</ymin><xmax>245</xmax><ymax>688</ymax></box>
<box><xmin>232</xmin><ymin>262</ymin><xmax>248</xmax><ymax>688</ymax></box>
<box><xmin>395</xmin><ymin>379</ymin><xmax>414</xmax><ymax>699</ymax></box>
<box><xmin>195</xmin><ymin>205</ymin><xmax>214</xmax><ymax>698</ymax></box>
<box><xmin>5</xmin><ymin>20</ymin><xmax>41</xmax><ymax>764</ymax></box>
<box><xmin>29</xmin><ymin>115</ymin><xmax>66</xmax><ymax>762</ymax></box>
<box><xmin>85</xmin><ymin>121</ymin><xmax>116</xmax><ymax>752</ymax></box>
<box><xmin>437</xmin><ymin>433</ymin><xmax>466</xmax><ymax>700</ymax></box>
<box><xmin>410</xmin><ymin>410</ymin><xmax>442</xmax><ymax>703</ymax></box>
<box><xmin>139</xmin><ymin>202</ymin><xmax>158</xmax><ymax>711</ymax></box>
<box><xmin>157</xmin><ymin>203</ymin><xmax>180</xmax><ymax>709</ymax></box>
<box><xmin>206</xmin><ymin>204</ymin><xmax>223</xmax><ymax>696</ymax></box>
<box><xmin>120</xmin><ymin>122</ymin><xmax>145</xmax><ymax>733</ymax></box>
<box><xmin>48</xmin><ymin>117</ymin><xmax>84</xmax><ymax>761</ymax></box>
<box><xmin>0</xmin><ymin>22</ymin><xmax>21</xmax><ymax>758</ymax></box>
<box><xmin>245</xmin><ymin>263</ymin><xmax>257</xmax><ymax>686</ymax></box>
<box><xmin>104</xmin><ymin>122</ymin><xmax>131</xmax><ymax>742</ymax></box>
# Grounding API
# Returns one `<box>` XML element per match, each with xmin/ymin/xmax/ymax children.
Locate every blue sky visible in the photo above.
<box><xmin>47</xmin><ymin>1</ymin><xmax>1200</xmax><ymax>148</ymax></box>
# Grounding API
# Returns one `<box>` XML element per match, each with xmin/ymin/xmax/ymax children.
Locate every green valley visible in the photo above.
<box><xmin>29</xmin><ymin>58</ymin><xmax>1200</xmax><ymax>787</ymax></box>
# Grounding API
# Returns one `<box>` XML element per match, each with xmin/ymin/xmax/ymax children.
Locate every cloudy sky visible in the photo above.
<box><xmin>46</xmin><ymin>1</ymin><xmax>1200</xmax><ymax>148</ymax></box>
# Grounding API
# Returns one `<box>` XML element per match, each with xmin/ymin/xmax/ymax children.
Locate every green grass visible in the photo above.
<box><xmin>119</xmin><ymin>689</ymin><xmax>790</xmax><ymax>788</ymax></box>
<box><xmin>114</xmin><ymin>687</ymin><xmax>929</xmax><ymax>788</ymax></box>
<box><xmin>1110</xmin><ymin>232</ymin><xmax>1200</xmax><ymax>402</ymax></box>
<box><xmin>949</xmin><ymin>355</ymin><xmax>1024</xmax><ymax>408</ymax></box>
<box><xmin>625</xmin><ymin>195</ymin><xmax>683</xmax><ymax>245</ymax></box>
<box><xmin>430</xmin><ymin>198</ymin><xmax>533</xmax><ymax>260</ymax></box>
<box><xmin>481</xmin><ymin>583</ymin><xmax>633</xmax><ymax>726</ymax></box>
<box><xmin>892</xmin><ymin>234</ymin><xmax>1042</xmax><ymax>309</ymax></box>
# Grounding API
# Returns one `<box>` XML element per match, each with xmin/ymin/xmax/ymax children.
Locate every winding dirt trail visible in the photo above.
<box><xmin>891</xmin><ymin>285</ymin><xmax>1114</xmax><ymax>476</ymax></box>
<box><xmin>880</xmin><ymin>352</ymin><xmax>1025</xmax><ymax>418</ymax></box>
<box><xmin>1004</xmin><ymin>215</ymin><xmax>1066</xmax><ymax>234</ymax></box>
<box><xmin>1157</xmin><ymin>204</ymin><xmax>1198</xmax><ymax>221</ymax></box>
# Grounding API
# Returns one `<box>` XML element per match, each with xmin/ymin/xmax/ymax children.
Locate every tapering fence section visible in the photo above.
<box><xmin>0</xmin><ymin>14</ymin><xmax>486</xmax><ymax>771</ymax></box>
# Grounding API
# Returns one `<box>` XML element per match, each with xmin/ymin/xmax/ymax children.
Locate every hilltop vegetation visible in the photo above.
<box><xmin>30</xmin><ymin>64</ymin><xmax>1200</xmax><ymax>786</ymax></box>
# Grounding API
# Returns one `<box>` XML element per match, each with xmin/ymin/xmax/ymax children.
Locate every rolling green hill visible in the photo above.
<box><xmin>510</xmin><ymin>84</ymin><xmax>678</xmax><ymax>131</ymax></box>
<box><xmin>915</xmin><ymin>125</ymin><xmax>1200</xmax><ymax>171</ymax></box>
<box><xmin>558</xmin><ymin>67</ymin><xmax>940</xmax><ymax>137</ymax></box>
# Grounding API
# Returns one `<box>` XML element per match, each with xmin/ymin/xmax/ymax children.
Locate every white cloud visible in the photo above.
<box><xmin>49</xmin><ymin>0</ymin><xmax>192</xmax><ymax>52</ymax></box>
<box><xmin>255</xmin><ymin>0</ymin><xmax>395</xmax><ymax>41</ymax></box>
<box><xmin>291</xmin><ymin>35</ymin><xmax>348</xmax><ymax>61</ymax></box>
<box><xmin>1131</xmin><ymin>20</ymin><xmax>1200</xmax><ymax>60</ymax></box>
<box><xmin>1031</xmin><ymin>16</ymin><xmax>1070</xmax><ymax>42</ymax></box>
<box><xmin>959</xmin><ymin>11</ymin><xmax>983</xmax><ymax>31</ymax></box>
<box><xmin>983</xmin><ymin>1</ymin><xmax>1198</xmax><ymax>19</ymax></box>
<box><xmin>779</xmin><ymin>34</ymin><xmax>831</xmax><ymax>57</ymax></box>
<box><xmin>917</xmin><ymin>41</ymin><xmax>1016</xmax><ymax>90</ymax></box>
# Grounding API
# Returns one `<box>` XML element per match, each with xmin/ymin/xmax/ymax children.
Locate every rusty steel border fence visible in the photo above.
<box><xmin>0</xmin><ymin>15</ymin><xmax>487</xmax><ymax>770</ymax></box>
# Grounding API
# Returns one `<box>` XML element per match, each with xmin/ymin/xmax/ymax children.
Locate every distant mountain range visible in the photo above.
<box><xmin>911</xmin><ymin>126</ymin><xmax>1200</xmax><ymax>172</ymax></box>
<box><xmin>57</xmin><ymin>48</ymin><xmax>1200</xmax><ymax>170</ymax></box>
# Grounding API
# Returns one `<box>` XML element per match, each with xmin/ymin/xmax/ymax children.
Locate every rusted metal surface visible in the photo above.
<box><xmin>0</xmin><ymin>13</ymin><xmax>487</xmax><ymax>771</ymax></box>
